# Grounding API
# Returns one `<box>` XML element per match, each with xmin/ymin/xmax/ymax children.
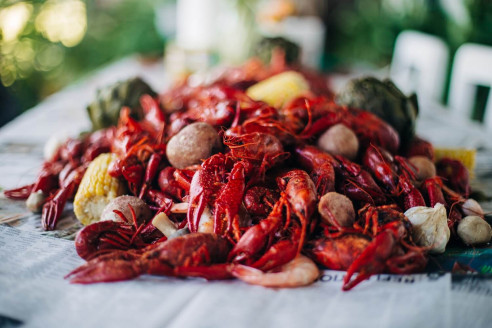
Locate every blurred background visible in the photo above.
<box><xmin>1</xmin><ymin>0</ymin><xmax>491</xmax><ymax>126</ymax></box>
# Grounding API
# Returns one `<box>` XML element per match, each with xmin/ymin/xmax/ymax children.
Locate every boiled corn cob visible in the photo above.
<box><xmin>434</xmin><ymin>147</ymin><xmax>476</xmax><ymax>177</ymax></box>
<box><xmin>246</xmin><ymin>71</ymin><xmax>309</xmax><ymax>107</ymax></box>
<box><xmin>73</xmin><ymin>153</ymin><xmax>126</xmax><ymax>225</ymax></box>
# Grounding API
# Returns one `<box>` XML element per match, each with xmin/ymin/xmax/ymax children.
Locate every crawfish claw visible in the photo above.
<box><xmin>66</xmin><ymin>251</ymin><xmax>142</xmax><ymax>284</ymax></box>
<box><xmin>342</xmin><ymin>229</ymin><xmax>396</xmax><ymax>291</ymax></box>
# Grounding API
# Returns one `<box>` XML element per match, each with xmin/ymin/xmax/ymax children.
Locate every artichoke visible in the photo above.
<box><xmin>86</xmin><ymin>77</ymin><xmax>156</xmax><ymax>130</ymax></box>
<box><xmin>254</xmin><ymin>37</ymin><xmax>300</xmax><ymax>65</ymax></box>
<box><xmin>336</xmin><ymin>77</ymin><xmax>418</xmax><ymax>151</ymax></box>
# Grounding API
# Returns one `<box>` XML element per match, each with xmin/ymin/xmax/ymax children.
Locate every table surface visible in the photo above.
<box><xmin>1</xmin><ymin>57</ymin><xmax>491</xmax><ymax>328</ymax></box>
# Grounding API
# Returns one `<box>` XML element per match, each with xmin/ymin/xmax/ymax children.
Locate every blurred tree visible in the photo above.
<box><xmin>323</xmin><ymin>0</ymin><xmax>492</xmax><ymax>69</ymax></box>
<box><xmin>0</xmin><ymin>0</ymin><xmax>165</xmax><ymax>124</ymax></box>
<box><xmin>1</xmin><ymin>0</ymin><xmax>491</xmax><ymax>126</ymax></box>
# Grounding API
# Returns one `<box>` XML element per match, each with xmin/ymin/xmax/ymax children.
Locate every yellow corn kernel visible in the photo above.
<box><xmin>434</xmin><ymin>147</ymin><xmax>476</xmax><ymax>178</ymax></box>
<box><xmin>73</xmin><ymin>153</ymin><xmax>126</xmax><ymax>225</ymax></box>
<box><xmin>246</xmin><ymin>71</ymin><xmax>310</xmax><ymax>107</ymax></box>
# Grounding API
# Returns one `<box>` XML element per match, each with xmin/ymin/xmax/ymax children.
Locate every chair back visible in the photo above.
<box><xmin>448</xmin><ymin>43</ymin><xmax>492</xmax><ymax>129</ymax></box>
<box><xmin>390</xmin><ymin>30</ymin><xmax>449</xmax><ymax>102</ymax></box>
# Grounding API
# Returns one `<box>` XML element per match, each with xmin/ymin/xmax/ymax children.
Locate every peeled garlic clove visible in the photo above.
<box><xmin>461</xmin><ymin>199</ymin><xmax>484</xmax><ymax>218</ymax></box>
<box><xmin>404</xmin><ymin>203</ymin><xmax>450</xmax><ymax>253</ymax></box>
<box><xmin>457</xmin><ymin>216</ymin><xmax>492</xmax><ymax>245</ymax></box>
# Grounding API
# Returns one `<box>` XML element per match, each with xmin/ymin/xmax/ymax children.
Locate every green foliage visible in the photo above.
<box><xmin>330</xmin><ymin>0</ymin><xmax>492</xmax><ymax>67</ymax></box>
<box><xmin>1</xmin><ymin>0</ymin><xmax>165</xmax><ymax>112</ymax></box>
<box><xmin>337</xmin><ymin>76</ymin><xmax>418</xmax><ymax>150</ymax></box>
<box><xmin>87</xmin><ymin>77</ymin><xmax>155</xmax><ymax>130</ymax></box>
<box><xmin>66</xmin><ymin>1</ymin><xmax>164</xmax><ymax>75</ymax></box>
<box><xmin>2</xmin><ymin>0</ymin><xmax>491</xmax><ymax>114</ymax></box>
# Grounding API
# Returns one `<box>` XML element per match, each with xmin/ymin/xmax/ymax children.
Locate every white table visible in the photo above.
<box><xmin>1</xmin><ymin>57</ymin><xmax>491</xmax><ymax>328</ymax></box>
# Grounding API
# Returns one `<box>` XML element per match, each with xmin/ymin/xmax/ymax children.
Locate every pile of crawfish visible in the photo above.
<box><xmin>5</xmin><ymin>58</ymin><xmax>477</xmax><ymax>291</ymax></box>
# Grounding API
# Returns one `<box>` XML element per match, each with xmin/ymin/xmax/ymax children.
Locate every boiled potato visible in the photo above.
<box><xmin>166</xmin><ymin>122</ymin><xmax>221</xmax><ymax>169</ymax></box>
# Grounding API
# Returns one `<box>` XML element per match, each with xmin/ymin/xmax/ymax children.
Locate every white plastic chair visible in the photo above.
<box><xmin>390</xmin><ymin>30</ymin><xmax>449</xmax><ymax>102</ymax></box>
<box><xmin>448</xmin><ymin>43</ymin><xmax>492</xmax><ymax>130</ymax></box>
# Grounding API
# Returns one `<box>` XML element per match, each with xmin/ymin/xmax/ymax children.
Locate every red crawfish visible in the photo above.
<box><xmin>308</xmin><ymin>234</ymin><xmax>371</xmax><ymax>271</ymax></box>
<box><xmin>308</xmin><ymin>204</ymin><xmax>426</xmax><ymax>290</ymax></box>
<box><xmin>284</xmin><ymin>96</ymin><xmax>400</xmax><ymax>153</ymax></box>
<box><xmin>223</xmin><ymin>132</ymin><xmax>290</xmax><ymax>181</ymax></box>
<box><xmin>213</xmin><ymin>160</ymin><xmax>247</xmax><ymax>237</ymax></box>
<box><xmin>294</xmin><ymin>144</ymin><xmax>336</xmax><ymax>196</ymax></box>
<box><xmin>419</xmin><ymin>176</ymin><xmax>461</xmax><ymax>233</ymax></box>
<box><xmin>344</xmin><ymin>205</ymin><xmax>426</xmax><ymax>290</ymax></box>
<box><xmin>145</xmin><ymin>189</ymin><xmax>174</xmax><ymax>213</ymax></box>
<box><xmin>228</xmin><ymin>197</ymin><xmax>300</xmax><ymax>271</ymax></box>
<box><xmin>109</xmin><ymin>106</ymin><xmax>166</xmax><ymax>197</ymax></box>
<box><xmin>230</xmin><ymin>169</ymin><xmax>317</xmax><ymax>270</ymax></box>
<box><xmin>139</xmin><ymin>94</ymin><xmax>166</xmax><ymax>138</ymax></box>
<box><xmin>226</xmin><ymin>108</ymin><xmax>297</xmax><ymax>146</ymax></box>
<box><xmin>345</xmin><ymin>109</ymin><xmax>400</xmax><ymax>154</ymax></box>
<box><xmin>138</xmin><ymin>151</ymin><xmax>163</xmax><ymax>199</ymax></box>
<box><xmin>243</xmin><ymin>186</ymin><xmax>279</xmax><ymax>218</ymax></box>
<box><xmin>277</xmin><ymin>169</ymin><xmax>318</xmax><ymax>248</ymax></box>
<box><xmin>343</xmin><ymin>220</ymin><xmax>427</xmax><ymax>291</ymax></box>
<box><xmin>162</xmin><ymin>84</ymin><xmax>242</xmax><ymax>127</ymax></box>
<box><xmin>363</xmin><ymin>144</ymin><xmax>425</xmax><ymax>210</ymax></box>
<box><xmin>295</xmin><ymin>144</ymin><xmax>386</xmax><ymax>205</ymax></box>
<box><xmin>66</xmin><ymin>233</ymin><xmax>232</xmax><ymax>284</ymax></box>
<box><xmin>282</xmin><ymin>96</ymin><xmax>344</xmax><ymax>137</ymax></box>
<box><xmin>405</xmin><ymin>136</ymin><xmax>434</xmax><ymax>160</ymax></box>
<box><xmin>187</xmin><ymin>153</ymin><xmax>247</xmax><ymax>239</ymax></box>
<box><xmin>75</xmin><ymin>221</ymin><xmax>146</xmax><ymax>261</ymax></box>
<box><xmin>421</xmin><ymin>176</ymin><xmax>447</xmax><ymax>208</ymax></box>
<box><xmin>436</xmin><ymin>158</ymin><xmax>470</xmax><ymax>197</ymax></box>
<box><xmin>74</xmin><ymin>204</ymin><xmax>163</xmax><ymax>260</ymax></box>
<box><xmin>42</xmin><ymin>164</ymin><xmax>87</xmax><ymax>230</ymax></box>
<box><xmin>156</xmin><ymin>166</ymin><xmax>195</xmax><ymax>201</ymax></box>
<box><xmin>4</xmin><ymin>161</ymin><xmax>63</xmax><ymax>204</ymax></box>
<box><xmin>334</xmin><ymin>155</ymin><xmax>387</xmax><ymax>205</ymax></box>
<box><xmin>4</xmin><ymin>128</ymin><xmax>114</xmax><ymax>230</ymax></box>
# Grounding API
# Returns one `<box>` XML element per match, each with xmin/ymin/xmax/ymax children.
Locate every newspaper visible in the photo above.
<box><xmin>2</xmin><ymin>224</ymin><xmax>489</xmax><ymax>328</ymax></box>
<box><xmin>1</xmin><ymin>58</ymin><xmax>492</xmax><ymax>327</ymax></box>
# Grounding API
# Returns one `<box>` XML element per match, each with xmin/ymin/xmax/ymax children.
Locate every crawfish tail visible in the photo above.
<box><xmin>66</xmin><ymin>251</ymin><xmax>143</xmax><ymax>284</ymax></box>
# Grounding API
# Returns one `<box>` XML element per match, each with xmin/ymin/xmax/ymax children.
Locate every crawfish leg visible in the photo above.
<box><xmin>229</xmin><ymin>200</ymin><xmax>284</xmax><ymax>263</ymax></box>
<box><xmin>3</xmin><ymin>184</ymin><xmax>34</xmax><ymax>200</ymax></box>
<box><xmin>386</xmin><ymin>251</ymin><xmax>427</xmax><ymax>274</ymax></box>
<box><xmin>342</xmin><ymin>230</ymin><xmax>396</xmax><ymax>291</ymax></box>
<box><xmin>41</xmin><ymin>183</ymin><xmax>75</xmax><ymax>231</ymax></box>
<box><xmin>251</xmin><ymin>228</ymin><xmax>300</xmax><ymax>272</ymax></box>
<box><xmin>213</xmin><ymin>162</ymin><xmax>246</xmax><ymax>235</ymax></box>
<box><xmin>174</xmin><ymin>263</ymin><xmax>235</xmax><ymax>280</ymax></box>
<box><xmin>139</xmin><ymin>153</ymin><xmax>162</xmax><ymax>199</ymax></box>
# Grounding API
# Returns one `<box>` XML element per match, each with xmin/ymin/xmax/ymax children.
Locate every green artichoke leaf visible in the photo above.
<box><xmin>336</xmin><ymin>77</ymin><xmax>418</xmax><ymax>151</ymax></box>
<box><xmin>86</xmin><ymin>77</ymin><xmax>156</xmax><ymax>130</ymax></box>
<box><xmin>254</xmin><ymin>37</ymin><xmax>300</xmax><ymax>65</ymax></box>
